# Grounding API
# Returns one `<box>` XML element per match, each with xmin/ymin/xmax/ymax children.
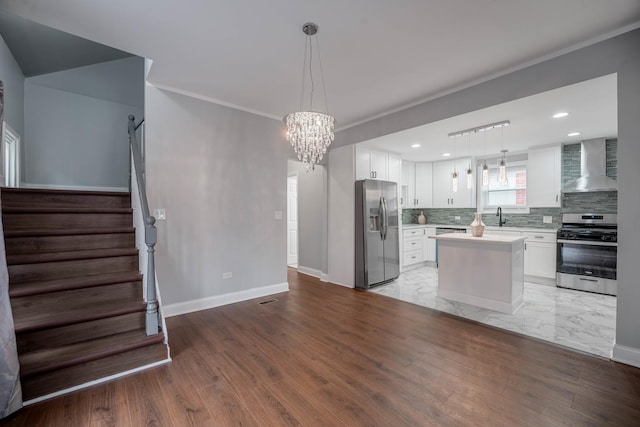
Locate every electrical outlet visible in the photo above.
<box><xmin>274</xmin><ymin>211</ymin><xmax>283</xmax><ymax>220</ymax></box>
<box><xmin>154</xmin><ymin>208</ymin><xmax>166</xmax><ymax>220</ymax></box>
<box><xmin>543</xmin><ymin>216</ymin><xmax>552</xmax><ymax>224</ymax></box>
<box><xmin>222</xmin><ymin>272</ymin><xmax>232</xmax><ymax>279</ymax></box>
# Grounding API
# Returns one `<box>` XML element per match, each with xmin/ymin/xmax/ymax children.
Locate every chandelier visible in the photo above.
<box><xmin>284</xmin><ymin>23</ymin><xmax>335</xmax><ymax>171</ymax></box>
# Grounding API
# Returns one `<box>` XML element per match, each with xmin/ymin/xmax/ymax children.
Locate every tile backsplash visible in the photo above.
<box><xmin>402</xmin><ymin>139</ymin><xmax>617</xmax><ymax>228</ymax></box>
<box><xmin>403</xmin><ymin>208</ymin><xmax>561</xmax><ymax>229</ymax></box>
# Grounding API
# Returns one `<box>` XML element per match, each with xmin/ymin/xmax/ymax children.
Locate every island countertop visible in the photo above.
<box><xmin>430</xmin><ymin>233</ymin><xmax>526</xmax><ymax>244</ymax></box>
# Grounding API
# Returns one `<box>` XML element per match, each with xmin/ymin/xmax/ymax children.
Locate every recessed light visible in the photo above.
<box><xmin>442</xmin><ymin>153</ymin><xmax>451</xmax><ymax>157</ymax></box>
<box><xmin>553</xmin><ymin>112</ymin><xmax>569</xmax><ymax>118</ymax></box>
<box><xmin>567</xmin><ymin>132</ymin><xmax>581</xmax><ymax>137</ymax></box>
<box><xmin>411</xmin><ymin>143</ymin><xmax>421</xmax><ymax>148</ymax></box>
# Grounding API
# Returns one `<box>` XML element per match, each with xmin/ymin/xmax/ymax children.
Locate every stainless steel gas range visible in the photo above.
<box><xmin>556</xmin><ymin>213</ymin><xmax>617</xmax><ymax>296</ymax></box>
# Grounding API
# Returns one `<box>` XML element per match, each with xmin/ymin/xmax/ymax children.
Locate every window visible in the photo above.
<box><xmin>481</xmin><ymin>161</ymin><xmax>527</xmax><ymax>210</ymax></box>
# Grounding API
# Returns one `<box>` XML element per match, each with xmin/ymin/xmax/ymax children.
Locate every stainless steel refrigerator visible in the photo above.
<box><xmin>355</xmin><ymin>179</ymin><xmax>400</xmax><ymax>289</ymax></box>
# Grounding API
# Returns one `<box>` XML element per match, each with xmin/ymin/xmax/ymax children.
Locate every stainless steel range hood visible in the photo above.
<box><xmin>563</xmin><ymin>138</ymin><xmax>617</xmax><ymax>193</ymax></box>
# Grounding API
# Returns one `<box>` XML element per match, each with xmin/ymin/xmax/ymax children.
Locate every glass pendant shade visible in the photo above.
<box><xmin>482</xmin><ymin>164</ymin><xmax>489</xmax><ymax>187</ymax></box>
<box><xmin>466</xmin><ymin>167</ymin><xmax>473</xmax><ymax>189</ymax></box>
<box><xmin>452</xmin><ymin>171</ymin><xmax>459</xmax><ymax>193</ymax></box>
<box><xmin>498</xmin><ymin>159</ymin><xmax>507</xmax><ymax>183</ymax></box>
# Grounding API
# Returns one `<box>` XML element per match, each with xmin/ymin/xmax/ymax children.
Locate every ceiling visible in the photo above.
<box><xmin>361</xmin><ymin>73</ymin><xmax>617</xmax><ymax>162</ymax></box>
<box><xmin>0</xmin><ymin>1</ymin><xmax>638</xmax><ymax>129</ymax></box>
<box><xmin>0</xmin><ymin>10</ymin><xmax>131</xmax><ymax>77</ymax></box>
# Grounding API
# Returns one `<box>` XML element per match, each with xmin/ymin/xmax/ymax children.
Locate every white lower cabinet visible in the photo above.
<box><xmin>402</xmin><ymin>226</ymin><xmax>437</xmax><ymax>267</ymax></box>
<box><xmin>402</xmin><ymin>228</ymin><xmax>424</xmax><ymax>267</ymax></box>
<box><xmin>485</xmin><ymin>229</ymin><xmax>557</xmax><ymax>283</ymax></box>
<box><xmin>424</xmin><ymin>227</ymin><xmax>436</xmax><ymax>262</ymax></box>
<box><xmin>523</xmin><ymin>232</ymin><xmax>557</xmax><ymax>279</ymax></box>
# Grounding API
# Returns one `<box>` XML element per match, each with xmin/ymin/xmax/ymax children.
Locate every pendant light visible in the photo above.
<box><xmin>482</xmin><ymin>130</ymin><xmax>489</xmax><ymax>188</ymax></box>
<box><xmin>284</xmin><ymin>23</ymin><xmax>335</xmax><ymax>171</ymax></box>
<box><xmin>498</xmin><ymin>126</ymin><xmax>508</xmax><ymax>184</ymax></box>
<box><xmin>466</xmin><ymin>133</ymin><xmax>473</xmax><ymax>189</ymax></box>
<box><xmin>452</xmin><ymin>135</ymin><xmax>458</xmax><ymax>193</ymax></box>
<box><xmin>498</xmin><ymin>149</ymin><xmax>508</xmax><ymax>184</ymax></box>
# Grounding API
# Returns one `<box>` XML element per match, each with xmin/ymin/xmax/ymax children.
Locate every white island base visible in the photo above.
<box><xmin>434</xmin><ymin>233</ymin><xmax>526</xmax><ymax>314</ymax></box>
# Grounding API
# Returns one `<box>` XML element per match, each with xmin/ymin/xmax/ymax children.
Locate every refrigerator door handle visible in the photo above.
<box><xmin>379</xmin><ymin>197</ymin><xmax>385</xmax><ymax>240</ymax></box>
<box><xmin>381</xmin><ymin>197</ymin><xmax>388</xmax><ymax>240</ymax></box>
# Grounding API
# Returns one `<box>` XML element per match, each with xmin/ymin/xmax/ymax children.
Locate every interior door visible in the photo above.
<box><xmin>287</xmin><ymin>176</ymin><xmax>298</xmax><ymax>266</ymax></box>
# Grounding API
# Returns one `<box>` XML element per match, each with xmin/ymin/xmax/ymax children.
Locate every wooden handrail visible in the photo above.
<box><xmin>128</xmin><ymin>115</ymin><xmax>159</xmax><ymax>336</ymax></box>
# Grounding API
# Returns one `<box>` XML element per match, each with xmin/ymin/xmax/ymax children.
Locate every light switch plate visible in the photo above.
<box><xmin>543</xmin><ymin>216</ymin><xmax>552</xmax><ymax>224</ymax></box>
<box><xmin>274</xmin><ymin>211</ymin><xmax>283</xmax><ymax>220</ymax></box>
<box><xmin>222</xmin><ymin>272</ymin><xmax>232</xmax><ymax>279</ymax></box>
<box><xmin>154</xmin><ymin>208</ymin><xmax>166</xmax><ymax>220</ymax></box>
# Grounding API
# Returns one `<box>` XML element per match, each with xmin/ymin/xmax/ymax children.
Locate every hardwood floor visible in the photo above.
<box><xmin>3</xmin><ymin>268</ymin><xmax>640</xmax><ymax>426</ymax></box>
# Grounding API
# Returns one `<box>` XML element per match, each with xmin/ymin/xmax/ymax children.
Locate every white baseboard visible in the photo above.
<box><xmin>162</xmin><ymin>282</ymin><xmax>289</xmax><ymax>317</ymax></box>
<box><xmin>297</xmin><ymin>266</ymin><xmax>323</xmax><ymax>279</ymax></box>
<box><xmin>320</xmin><ymin>273</ymin><xmax>329</xmax><ymax>282</ymax></box>
<box><xmin>612</xmin><ymin>344</ymin><xmax>640</xmax><ymax>368</ymax></box>
<box><xmin>21</xmin><ymin>182</ymin><xmax>129</xmax><ymax>193</ymax></box>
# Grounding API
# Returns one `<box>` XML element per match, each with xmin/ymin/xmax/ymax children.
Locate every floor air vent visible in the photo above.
<box><xmin>258</xmin><ymin>299</ymin><xmax>278</xmax><ymax>305</ymax></box>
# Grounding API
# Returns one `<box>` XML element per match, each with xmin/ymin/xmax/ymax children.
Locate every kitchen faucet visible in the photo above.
<box><xmin>496</xmin><ymin>207</ymin><xmax>507</xmax><ymax>227</ymax></box>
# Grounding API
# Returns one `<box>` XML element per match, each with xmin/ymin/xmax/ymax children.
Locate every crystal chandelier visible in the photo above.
<box><xmin>284</xmin><ymin>23</ymin><xmax>335</xmax><ymax>171</ymax></box>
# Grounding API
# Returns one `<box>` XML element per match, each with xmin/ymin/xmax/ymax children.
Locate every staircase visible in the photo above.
<box><xmin>1</xmin><ymin>187</ymin><xmax>169</xmax><ymax>402</ymax></box>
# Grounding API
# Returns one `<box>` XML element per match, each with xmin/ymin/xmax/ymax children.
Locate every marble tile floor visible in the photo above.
<box><xmin>370</xmin><ymin>266</ymin><xmax>616</xmax><ymax>358</ymax></box>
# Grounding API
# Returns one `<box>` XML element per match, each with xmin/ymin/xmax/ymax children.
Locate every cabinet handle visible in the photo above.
<box><xmin>556</xmin><ymin>194</ymin><xmax>559</xmax><ymax>202</ymax></box>
<box><xmin>534</xmin><ymin>235</ymin><xmax>544</xmax><ymax>239</ymax></box>
<box><xmin>451</xmin><ymin>198</ymin><xmax>454</xmax><ymax>205</ymax></box>
<box><xmin>416</xmin><ymin>199</ymin><xmax>419</xmax><ymax>205</ymax></box>
<box><xmin>525</xmin><ymin>243</ymin><xmax>527</xmax><ymax>250</ymax></box>
<box><xmin>447</xmin><ymin>198</ymin><xmax>450</xmax><ymax>205</ymax></box>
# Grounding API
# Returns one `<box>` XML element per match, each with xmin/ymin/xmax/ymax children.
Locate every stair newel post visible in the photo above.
<box><xmin>145</xmin><ymin>215</ymin><xmax>159</xmax><ymax>336</ymax></box>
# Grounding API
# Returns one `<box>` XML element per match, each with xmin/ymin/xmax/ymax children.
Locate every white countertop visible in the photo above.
<box><xmin>431</xmin><ymin>232</ymin><xmax>527</xmax><ymax>244</ymax></box>
<box><xmin>402</xmin><ymin>223</ymin><xmax>557</xmax><ymax>234</ymax></box>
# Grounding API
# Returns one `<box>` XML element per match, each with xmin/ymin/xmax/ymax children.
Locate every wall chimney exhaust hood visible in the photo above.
<box><xmin>563</xmin><ymin>138</ymin><xmax>617</xmax><ymax>193</ymax></box>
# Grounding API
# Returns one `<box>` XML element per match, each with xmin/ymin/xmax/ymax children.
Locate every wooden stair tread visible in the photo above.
<box><xmin>12</xmin><ymin>298</ymin><xmax>146</xmax><ymax>334</ymax></box>
<box><xmin>3</xmin><ymin>227</ymin><xmax>135</xmax><ymax>237</ymax></box>
<box><xmin>9</xmin><ymin>271</ymin><xmax>143</xmax><ymax>298</ymax></box>
<box><xmin>21</xmin><ymin>342</ymin><xmax>168</xmax><ymax>401</ymax></box>
<box><xmin>19</xmin><ymin>329</ymin><xmax>165</xmax><ymax>378</ymax></box>
<box><xmin>7</xmin><ymin>247</ymin><xmax>138</xmax><ymax>265</ymax></box>
<box><xmin>3</xmin><ymin>206</ymin><xmax>133</xmax><ymax>214</ymax></box>
<box><xmin>1</xmin><ymin>187</ymin><xmax>130</xmax><ymax>197</ymax></box>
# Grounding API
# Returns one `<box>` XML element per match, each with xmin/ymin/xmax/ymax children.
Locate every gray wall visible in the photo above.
<box><xmin>0</xmin><ymin>33</ymin><xmax>24</xmax><ymax>137</ymax></box>
<box><xmin>287</xmin><ymin>160</ymin><xmax>328</xmax><ymax>275</ymax></box>
<box><xmin>23</xmin><ymin>57</ymin><xmax>143</xmax><ymax>188</ymax></box>
<box><xmin>145</xmin><ymin>86</ymin><xmax>289</xmax><ymax>306</ymax></box>
<box><xmin>334</xmin><ymin>28</ymin><xmax>640</xmax><ymax>363</ymax></box>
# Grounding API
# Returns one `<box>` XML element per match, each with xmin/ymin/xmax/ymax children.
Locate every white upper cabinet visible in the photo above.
<box><xmin>432</xmin><ymin>158</ymin><xmax>476</xmax><ymax>208</ymax></box>
<box><xmin>414</xmin><ymin>163</ymin><xmax>433</xmax><ymax>208</ymax></box>
<box><xmin>401</xmin><ymin>160</ymin><xmax>415</xmax><ymax>208</ymax></box>
<box><xmin>355</xmin><ymin>146</ymin><xmax>401</xmax><ymax>183</ymax></box>
<box><xmin>388</xmin><ymin>153</ymin><xmax>402</xmax><ymax>184</ymax></box>
<box><xmin>528</xmin><ymin>145</ymin><xmax>561</xmax><ymax>207</ymax></box>
<box><xmin>401</xmin><ymin>161</ymin><xmax>432</xmax><ymax>208</ymax></box>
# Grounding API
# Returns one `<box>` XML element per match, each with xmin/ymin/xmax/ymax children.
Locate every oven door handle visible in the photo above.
<box><xmin>557</xmin><ymin>239</ymin><xmax>618</xmax><ymax>247</ymax></box>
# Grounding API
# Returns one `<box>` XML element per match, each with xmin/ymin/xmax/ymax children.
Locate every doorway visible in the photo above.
<box><xmin>2</xmin><ymin>122</ymin><xmax>20</xmax><ymax>187</ymax></box>
<box><xmin>287</xmin><ymin>175</ymin><xmax>298</xmax><ymax>267</ymax></box>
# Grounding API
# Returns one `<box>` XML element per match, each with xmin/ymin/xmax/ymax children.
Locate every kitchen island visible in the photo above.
<box><xmin>432</xmin><ymin>233</ymin><xmax>526</xmax><ymax>314</ymax></box>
